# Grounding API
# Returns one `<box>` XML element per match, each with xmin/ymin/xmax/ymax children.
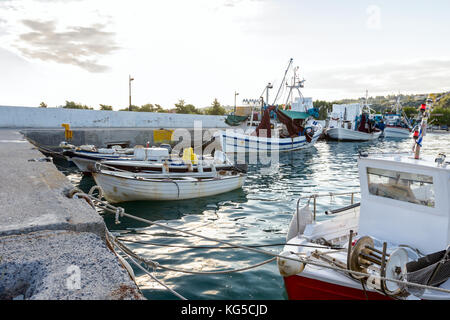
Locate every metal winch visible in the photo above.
<box><xmin>348</xmin><ymin>234</ymin><xmax>410</xmax><ymax>297</ymax></box>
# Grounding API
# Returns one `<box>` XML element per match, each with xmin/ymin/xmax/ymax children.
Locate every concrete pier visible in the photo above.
<box><xmin>0</xmin><ymin>129</ymin><xmax>143</xmax><ymax>300</ymax></box>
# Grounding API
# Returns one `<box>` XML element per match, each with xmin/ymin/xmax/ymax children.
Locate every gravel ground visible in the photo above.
<box><xmin>0</xmin><ymin>230</ymin><xmax>143</xmax><ymax>300</ymax></box>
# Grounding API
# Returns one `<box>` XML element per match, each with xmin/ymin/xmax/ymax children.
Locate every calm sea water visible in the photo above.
<box><xmin>58</xmin><ymin>132</ymin><xmax>450</xmax><ymax>300</ymax></box>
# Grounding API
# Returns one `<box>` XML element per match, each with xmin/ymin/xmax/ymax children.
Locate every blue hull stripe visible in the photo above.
<box><xmin>222</xmin><ymin>134</ymin><xmax>307</xmax><ymax>146</ymax></box>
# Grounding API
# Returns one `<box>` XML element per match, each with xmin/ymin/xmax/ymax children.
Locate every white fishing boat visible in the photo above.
<box><xmin>99</xmin><ymin>149</ymin><xmax>246</xmax><ymax>174</ymax></box>
<box><xmin>62</xmin><ymin>143</ymin><xmax>136</xmax><ymax>172</ymax></box>
<box><xmin>216</xmin><ymin>59</ymin><xmax>323</xmax><ymax>153</ymax></box>
<box><xmin>63</xmin><ymin>143</ymin><xmax>244</xmax><ymax>174</ymax></box>
<box><xmin>383</xmin><ymin>124</ymin><xmax>412</xmax><ymax>138</ymax></box>
<box><xmin>217</xmin><ymin>121</ymin><xmax>322</xmax><ymax>153</ymax></box>
<box><xmin>326</xmin><ymin>126</ymin><xmax>382</xmax><ymax>141</ymax></box>
<box><xmin>278</xmin><ymin>97</ymin><xmax>450</xmax><ymax>300</ymax></box>
<box><xmin>325</xmin><ymin>92</ymin><xmax>382</xmax><ymax>141</ymax></box>
<box><xmin>92</xmin><ymin>168</ymin><xmax>246</xmax><ymax>203</ymax></box>
<box><xmin>382</xmin><ymin>96</ymin><xmax>413</xmax><ymax>139</ymax></box>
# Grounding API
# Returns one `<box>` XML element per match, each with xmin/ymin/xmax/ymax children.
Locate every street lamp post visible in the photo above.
<box><xmin>129</xmin><ymin>75</ymin><xmax>134</xmax><ymax>111</ymax></box>
<box><xmin>234</xmin><ymin>91</ymin><xmax>239</xmax><ymax>114</ymax></box>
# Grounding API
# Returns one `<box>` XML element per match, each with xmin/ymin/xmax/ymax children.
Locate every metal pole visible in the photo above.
<box><xmin>129</xmin><ymin>75</ymin><xmax>134</xmax><ymax>111</ymax></box>
<box><xmin>347</xmin><ymin>230</ymin><xmax>354</xmax><ymax>270</ymax></box>
<box><xmin>234</xmin><ymin>91</ymin><xmax>239</xmax><ymax>113</ymax></box>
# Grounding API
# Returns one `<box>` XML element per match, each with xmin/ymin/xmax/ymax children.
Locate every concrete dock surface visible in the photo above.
<box><xmin>0</xmin><ymin>129</ymin><xmax>143</xmax><ymax>300</ymax></box>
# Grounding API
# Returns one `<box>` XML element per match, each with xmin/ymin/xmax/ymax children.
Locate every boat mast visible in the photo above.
<box><xmin>272</xmin><ymin>58</ymin><xmax>293</xmax><ymax>105</ymax></box>
<box><xmin>395</xmin><ymin>96</ymin><xmax>399</xmax><ymax>114</ymax></box>
<box><xmin>285</xmin><ymin>66</ymin><xmax>305</xmax><ymax>108</ymax></box>
<box><xmin>364</xmin><ymin>90</ymin><xmax>369</xmax><ymax>113</ymax></box>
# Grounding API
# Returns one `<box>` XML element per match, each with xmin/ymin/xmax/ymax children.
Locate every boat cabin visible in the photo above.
<box><xmin>328</xmin><ymin>103</ymin><xmax>362</xmax><ymax>130</ymax></box>
<box><xmin>358</xmin><ymin>153</ymin><xmax>450</xmax><ymax>254</ymax></box>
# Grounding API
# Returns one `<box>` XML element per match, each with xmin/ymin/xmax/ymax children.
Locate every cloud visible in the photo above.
<box><xmin>308</xmin><ymin>59</ymin><xmax>450</xmax><ymax>98</ymax></box>
<box><xmin>15</xmin><ymin>19</ymin><xmax>119</xmax><ymax>72</ymax></box>
<box><xmin>222</xmin><ymin>0</ymin><xmax>264</xmax><ymax>8</ymax></box>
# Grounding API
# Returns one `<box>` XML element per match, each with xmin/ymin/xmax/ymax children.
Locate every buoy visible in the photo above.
<box><xmin>277</xmin><ymin>251</ymin><xmax>305</xmax><ymax>277</ymax></box>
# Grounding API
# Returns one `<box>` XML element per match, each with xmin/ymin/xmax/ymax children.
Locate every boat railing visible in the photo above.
<box><xmin>296</xmin><ymin>191</ymin><xmax>361</xmax><ymax>221</ymax></box>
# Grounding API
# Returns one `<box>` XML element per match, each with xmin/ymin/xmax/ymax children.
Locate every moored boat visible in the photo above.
<box><xmin>99</xmin><ymin>149</ymin><xmax>246</xmax><ymax>174</ymax></box>
<box><xmin>382</xmin><ymin>96</ymin><xmax>413</xmax><ymax>139</ymax></box>
<box><xmin>217</xmin><ymin>116</ymin><xmax>322</xmax><ymax>153</ymax></box>
<box><xmin>278</xmin><ymin>97</ymin><xmax>450</xmax><ymax>300</ymax></box>
<box><xmin>92</xmin><ymin>168</ymin><xmax>246</xmax><ymax>203</ymax></box>
<box><xmin>326</xmin><ymin>126</ymin><xmax>382</xmax><ymax>141</ymax></box>
<box><xmin>279</xmin><ymin>151</ymin><xmax>450</xmax><ymax>300</ymax></box>
<box><xmin>383</xmin><ymin>124</ymin><xmax>411</xmax><ymax>138</ymax></box>
<box><xmin>217</xmin><ymin>58</ymin><xmax>323</xmax><ymax>153</ymax></box>
<box><xmin>63</xmin><ymin>143</ymin><xmax>245</xmax><ymax>174</ymax></box>
<box><xmin>62</xmin><ymin>143</ymin><xmax>137</xmax><ymax>172</ymax></box>
<box><xmin>325</xmin><ymin>103</ymin><xmax>382</xmax><ymax>142</ymax></box>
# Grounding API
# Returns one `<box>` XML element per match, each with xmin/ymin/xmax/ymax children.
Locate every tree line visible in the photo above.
<box><xmin>38</xmin><ymin>98</ymin><xmax>228</xmax><ymax>115</ymax></box>
<box><xmin>37</xmin><ymin>92</ymin><xmax>450</xmax><ymax>126</ymax></box>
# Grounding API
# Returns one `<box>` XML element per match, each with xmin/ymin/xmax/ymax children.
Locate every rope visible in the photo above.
<box><xmin>70</xmin><ymin>189</ymin><xmax>450</xmax><ymax>297</ymax></box>
<box><xmin>117</xmin><ymin>245</ymin><xmax>187</xmax><ymax>300</ymax></box>
<box><xmin>157</xmin><ymin>257</ymin><xmax>276</xmax><ymax>275</ymax></box>
<box><xmin>106</xmin><ymin>231</ymin><xmax>187</xmax><ymax>300</ymax></box>
<box><xmin>72</xmin><ymin>192</ymin><xmax>96</xmax><ymax>210</ymax></box>
<box><xmin>116</xmin><ymin>238</ymin><xmax>344</xmax><ymax>250</ymax></box>
<box><xmin>113</xmin><ymin>233</ymin><xmax>276</xmax><ymax>275</ymax></box>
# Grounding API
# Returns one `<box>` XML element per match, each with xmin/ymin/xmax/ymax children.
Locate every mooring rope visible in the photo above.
<box><xmin>108</xmin><ymin>232</ymin><xmax>188</xmax><ymax>300</ymax></box>
<box><xmin>114</xmin><ymin>235</ymin><xmax>277</xmax><ymax>275</ymax></box>
<box><xmin>70</xmin><ymin>188</ymin><xmax>450</xmax><ymax>297</ymax></box>
<box><xmin>116</xmin><ymin>237</ymin><xmax>344</xmax><ymax>250</ymax></box>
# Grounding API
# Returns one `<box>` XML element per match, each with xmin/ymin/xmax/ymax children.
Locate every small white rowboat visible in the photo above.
<box><xmin>92</xmin><ymin>170</ymin><xmax>246</xmax><ymax>203</ymax></box>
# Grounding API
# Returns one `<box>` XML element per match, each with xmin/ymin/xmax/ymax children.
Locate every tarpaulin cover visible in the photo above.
<box><xmin>278</xmin><ymin>109</ymin><xmax>310</xmax><ymax>120</ymax></box>
<box><xmin>254</xmin><ymin>106</ymin><xmax>312</xmax><ymax>140</ymax></box>
<box><xmin>225</xmin><ymin>114</ymin><xmax>248</xmax><ymax>126</ymax></box>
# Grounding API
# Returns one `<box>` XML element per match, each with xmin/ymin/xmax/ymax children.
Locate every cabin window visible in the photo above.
<box><xmin>367</xmin><ymin>167</ymin><xmax>435</xmax><ymax>207</ymax></box>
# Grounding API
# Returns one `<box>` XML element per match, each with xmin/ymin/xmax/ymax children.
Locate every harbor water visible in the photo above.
<box><xmin>58</xmin><ymin>133</ymin><xmax>450</xmax><ymax>300</ymax></box>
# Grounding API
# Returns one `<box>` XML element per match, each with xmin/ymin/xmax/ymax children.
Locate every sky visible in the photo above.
<box><xmin>1</xmin><ymin>0</ymin><xmax>450</xmax><ymax>110</ymax></box>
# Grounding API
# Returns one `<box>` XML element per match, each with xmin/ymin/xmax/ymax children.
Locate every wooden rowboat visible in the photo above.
<box><xmin>92</xmin><ymin>169</ymin><xmax>246</xmax><ymax>203</ymax></box>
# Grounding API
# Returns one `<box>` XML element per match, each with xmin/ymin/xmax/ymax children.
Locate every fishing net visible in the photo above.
<box><xmin>406</xmin><ymin>248</ymin><xmax>450</xmax><ymax>294</ymax></box>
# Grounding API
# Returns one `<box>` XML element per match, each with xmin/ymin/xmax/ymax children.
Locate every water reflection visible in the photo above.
<box><xmin>58</xmin><ymin>133</ymin><xmax>450</xmax><ymax>300</ymax></box>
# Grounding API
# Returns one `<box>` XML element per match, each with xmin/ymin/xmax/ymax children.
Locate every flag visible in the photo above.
<box><xmin>416</xmin><ymin>126</ymin><xmax>423</xmax><ymax>147</ymax></box>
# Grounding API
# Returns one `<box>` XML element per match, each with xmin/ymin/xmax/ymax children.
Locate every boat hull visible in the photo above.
<box><xmin>383</xmin><ymin>126</ymin><xmax>411</xmax><ymax>138</ymax></box>
<box><xmin>64</xmin><ymin>150</ymin><xmax>133</xmax><ymax>173</ymax></box>
<box><xmin>283</xmin><ymin>275</ymin><xmax>391</xmax><ymax>300</ymax></box>
<box><xmin>66</xmin><ymin>150</ymin><xmax>244</xmax><ymax>173</ymax></box>
<box><xmin>71</xmin><ymin>157</ymin><xmax>98</xmax><ymax>173</ymax></box>
<box><xmin>92</xmin><ymin>172</ymin><xmax>246</xmax><ymax>203</ymax></box>
<box><xmin>218</xmin><ymin>129</ymin><xmax>322</xmax><ymax>153</ymax></box>
<box><xmin>326</xmin><ymin>128</ymin><xmax>381</xmax><ymax>141</ymax></box>
<box><xmin>100</xmin><ymin>160</ymin><xmax>245</xmax><ymax>174</ymax></box>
